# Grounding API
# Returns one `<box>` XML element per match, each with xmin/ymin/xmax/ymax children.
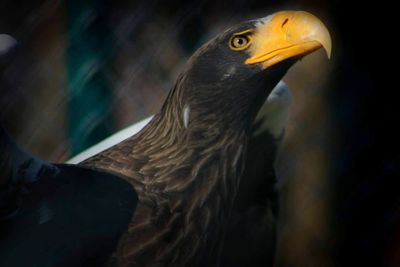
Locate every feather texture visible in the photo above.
<box><xmin>82</xmin><ymin>86</ymin><xmax>248</xmax><ymax>266</ymax></box>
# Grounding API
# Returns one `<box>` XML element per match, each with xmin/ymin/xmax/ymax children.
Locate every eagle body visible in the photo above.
<box><xmin>0</xmin><ymin>11</ymin><xmax>331</xmax><ymax>267</ymax></box>
<box><xmin>81</xmin><ymin>23</ymin><xmax>297</xmax><ymax>264</ymax></box>
<box><xmin>82</xmin><ymin>98</ymin><xmax>249</xmax><ymax>266</ymax></box>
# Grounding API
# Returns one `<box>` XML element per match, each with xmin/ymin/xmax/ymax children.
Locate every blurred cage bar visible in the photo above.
<box><xmin>0</xmin><ymin>1</ymin><xmax>398</xmax><ymax>267</ymax></box>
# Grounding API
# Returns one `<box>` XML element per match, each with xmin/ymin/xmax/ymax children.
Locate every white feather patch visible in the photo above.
<box><xmin>255</xmin><ymin>81</ymin><xmax>293</xmax><ymax>139</ymax></box>
<box><xmin>183</xmin><ymin>105</ymin><xmax>190</xmax><ymax>129</ymax></box>
<box><xmin>254</xmin><ymin>14</ymin><xmax>273</xmax><ymax>28</ymax></box>
<box><xmin>66</xmin><ymin>116</ymin><xmax>153</xmax><ymax>164</ymax></box>
<box><xmin>0</xmin><ymin>34</ymin><xmax>16</xmax><ymax>56</ymax></box>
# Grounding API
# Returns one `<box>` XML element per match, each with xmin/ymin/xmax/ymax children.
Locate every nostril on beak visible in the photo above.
<box><xmin>281</xmin><ymin>18</ymin><xmax>289</xmax><ymax>29</ymax></box>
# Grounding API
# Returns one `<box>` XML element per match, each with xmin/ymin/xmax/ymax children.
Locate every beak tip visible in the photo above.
<box><xmin>323</xmin><ymin>38</ymin><xmax>332</xmax><ymax>59</ymax></box>
<box><xmin>325</xmin><ymin>45</ymin><xmax>332</xmax><ymax>59</ymax></box>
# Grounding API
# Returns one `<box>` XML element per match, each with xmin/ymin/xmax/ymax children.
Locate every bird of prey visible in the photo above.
<box><xmin>0</xmin><ymin>10</ymin><xmax>331</xmax><ymax>267</ymax></box>
<box><xmin>66</xmin><ymin>81</ymin><xmax>292</xmax><ymax>267</ymax></box>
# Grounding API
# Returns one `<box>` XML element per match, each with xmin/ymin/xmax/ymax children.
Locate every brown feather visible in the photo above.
<box><xmin>80</xmin><ymin>19</ymin><xmax>295</xmax><ymax>266</ymax></box>
<box><xmin>81</xmin><ymin>89</ymin><xmax>248</xmax><ymax>266</ymax></box>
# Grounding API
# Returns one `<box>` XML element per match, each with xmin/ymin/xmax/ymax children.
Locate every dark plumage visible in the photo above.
<box><xmin>81</xmin><ymin>32</ymin><xmax>289</xmax><ymax>267</ymax></box>
<box><xmin>0</xmin><ymin>128</ymin><xmax>137</xmax><ymax>267</ymax></box>
<box><xmin>81</xmin><ymin>11</ymin><xmax>330</xmax><ymax>266</ymax></box>
<box><xmin>0</xmin><ymin>11</ymin><xmax>330</xmax><ymax>266</ymax></box>
<box><xmin>220</xmin><ymin>81</ymin><xmax>293</xmax><ymax>267</ymax></box>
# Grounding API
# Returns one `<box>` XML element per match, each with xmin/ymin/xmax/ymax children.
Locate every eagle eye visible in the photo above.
<box><xmin>229</xmin><ymin>31</ymin><xmax>253</xmax><ymax>51</ymax></box>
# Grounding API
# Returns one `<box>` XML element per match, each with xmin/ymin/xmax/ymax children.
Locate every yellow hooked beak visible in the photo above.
<box><xmin>245</xmin><ymin>11</ymin><xmax>332</xmax><ymax>68</ymax></box>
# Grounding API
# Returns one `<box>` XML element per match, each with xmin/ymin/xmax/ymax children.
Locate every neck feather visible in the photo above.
<box><xmin>85</xmin><ymin>90</ymin><xmax>249</xmax><ymax>266</ymax></box>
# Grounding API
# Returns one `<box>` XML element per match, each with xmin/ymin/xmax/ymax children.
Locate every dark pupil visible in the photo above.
<box><xmin>236</xmin><ymin>37</ymin><xmax>244</xmax><ymax>46</ymax></box>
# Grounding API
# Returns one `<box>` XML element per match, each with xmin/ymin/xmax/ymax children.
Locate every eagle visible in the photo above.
<box><xmin>0</xmin><ymin>10</ymin><xmax>331</xmax><ymax>267</ymax></box>
<box><xmin>63</xmin><ymin>80</ymin><xmax>291</xmax><ymax>267</ymax></box>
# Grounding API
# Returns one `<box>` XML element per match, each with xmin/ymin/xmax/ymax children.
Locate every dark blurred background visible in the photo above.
<box><xmin>0</xmin><ymin>0</ymin><xmax>398</xmax><ymax>266</ymax></box>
